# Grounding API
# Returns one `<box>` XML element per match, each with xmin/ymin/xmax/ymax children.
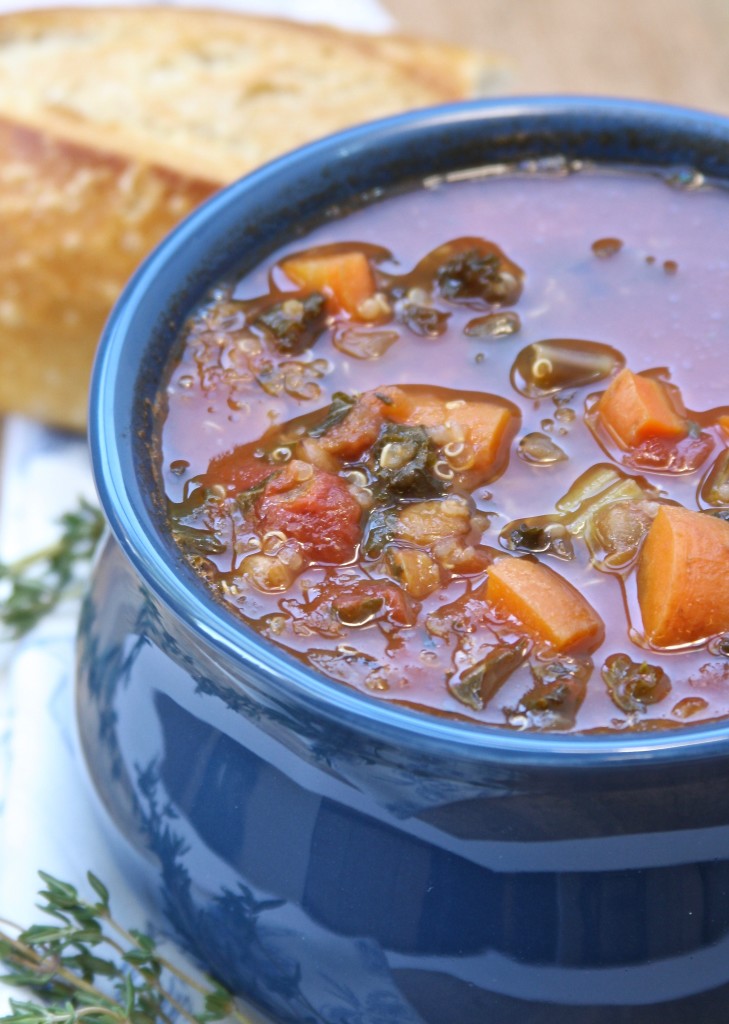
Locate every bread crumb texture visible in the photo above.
<box><xmin>0</xmin><ymin>7</ymin><xmax>491</xmax><ymax>429</ymax></box>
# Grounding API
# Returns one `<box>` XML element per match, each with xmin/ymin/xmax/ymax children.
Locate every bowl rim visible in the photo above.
<box><xmin>90</xmin><ymin>94</ymin><xmax>729</xmax><ymax>768</ymax></box>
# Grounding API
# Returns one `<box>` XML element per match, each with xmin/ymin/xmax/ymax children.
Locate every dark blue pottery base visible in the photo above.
<box><xmin>78</xmin><ymin>540</ymin><xmax>729</xmax><ymax>1024</ymax></box>
<box><xmin>81</xmin><ymin>99</ymin><xmax>729</xmax><ymax>1023</ymax></box>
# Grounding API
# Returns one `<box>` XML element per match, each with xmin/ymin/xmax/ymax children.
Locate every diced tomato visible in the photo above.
<box><xmin>622</xmin><ymin>432</ymin><xmax>714</xmax><ymax>474</ymax></box>
<box><xmin>256</xmin><ymin>461</ymin><xmax>362</xmax><ymax>563</ymax></box>
<box><xmin>203</xmin><ymin>447</ymin><xmax>272</xmax><ymax>495</ymax></box>
<box><xmin>317</xmin><ymin>385</ymin><xmax>409</xmax><ymax>461</ymax></box>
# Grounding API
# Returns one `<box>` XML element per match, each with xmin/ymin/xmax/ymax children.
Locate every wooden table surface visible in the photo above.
<box><xmin>384</xmin><ymin>0</ymin><xmax>729</xmax><ymax>115</ymax></box>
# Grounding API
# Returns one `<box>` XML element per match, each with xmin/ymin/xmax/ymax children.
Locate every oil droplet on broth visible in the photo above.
<box><xmin>511</xmin><ymin>338</ymin><xmax>625</xmax><ymax>397</ymax></box>
<box><xmin>591</xmin><ymin>237</ymin><xmax>623</xmax><ymax>258</ymax></box>
<box><xmin>518</xmin><ymin>432</ymin><xmax>568</xmax><ymax>465</ymax></box>
<box><xmin>464</xmin><ymin>310</ymin><xmax>521</xmax><ymax>338</ymax></box>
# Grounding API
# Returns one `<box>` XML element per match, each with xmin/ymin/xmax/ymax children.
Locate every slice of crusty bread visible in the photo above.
<box><xmin>0</xmin><ymin>7</ymin><xmax>502</xmax><ymax>430</ymax></box>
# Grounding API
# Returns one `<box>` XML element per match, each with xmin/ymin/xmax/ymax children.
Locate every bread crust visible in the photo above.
<box><xmin>0</xmin><ymin>117</ymin><xmax>217</xmax><ymax>429</ymax></box>
<box><xmin>0</xmin><ymin>6</ymin><xmax>494</xmax><ymax>429</ymax></box>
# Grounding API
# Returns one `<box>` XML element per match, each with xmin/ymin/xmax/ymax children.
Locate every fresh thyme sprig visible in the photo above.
<box><xmin>0</xmin><ymin>510</ymin><xmax>249</xmax><ymax>1020</ymax></box>
<box><xmin>0</xmin><ymin>499</ymin><xmax>105</xmax><ymax>640</ymax></box>
<box><xmin>0</xmin><ymin>872</ymin><xmax>254</xmax><ymax>1024</ymax></box>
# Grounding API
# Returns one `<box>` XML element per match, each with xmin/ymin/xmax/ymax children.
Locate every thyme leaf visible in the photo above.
<box><xmin>0</xmin><ymin>871</ymin><xmax>253</xmax><ymax>1024</ymax></box>
<box><xmin>0</xmin><ymin>499</ymin><xmax>105</xmax><ymax>640</ymax></box>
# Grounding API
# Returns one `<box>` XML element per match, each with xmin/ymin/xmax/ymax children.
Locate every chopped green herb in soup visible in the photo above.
<box><xmin>157</xmin><ymin>167</ymin><xmax>729</xmax><ymax>733</ymax></box>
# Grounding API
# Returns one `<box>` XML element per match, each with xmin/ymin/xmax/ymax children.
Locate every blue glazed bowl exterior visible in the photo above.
<box><xmin>79</xmin><ymin>98</ymin><xmax>729</xmax><ymax>1023</ymax></box>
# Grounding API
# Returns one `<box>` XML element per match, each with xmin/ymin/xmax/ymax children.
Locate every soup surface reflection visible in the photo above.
<box><xmin>158</xmin><ymin>167</ymin><xmax>729</xmax><ymax>732</ymax></box>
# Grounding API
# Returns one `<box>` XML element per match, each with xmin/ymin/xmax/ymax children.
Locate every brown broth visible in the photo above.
<box><xmin>158</xmin><ymin>167</ymin><xmax>729</xmax><ymax>733</ymax></box>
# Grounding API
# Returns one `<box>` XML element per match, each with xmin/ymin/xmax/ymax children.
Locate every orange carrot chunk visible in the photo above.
<box><xmin>450</xmin><ymin>402</ymin><xmax>515</xmax><ymax>477</ymax></box>
<box><xmin>486</xmin><ymin>556</ymin><xmax>604</xmax><ymax>653</ymax></box>
<box><xmin>281</xmin><ymin>250</ymin><xmax>376</xmax><ymax>317</ymax></box>
<box><xmin>597</xmin><ymin>368</ymin><xmax>687</xmax><ymax>448</ymax></box>
<box><xmin>390</xmin><ymin>395</ymin><xmax>517</xmax><ymax>482</ymax></box>
<box><xmin>637</xmin><ymin>505</ymin><xmax>729</xmax><ymax>646</ymax></box>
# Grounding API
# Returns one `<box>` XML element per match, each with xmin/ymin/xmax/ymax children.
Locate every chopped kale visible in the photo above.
<box><xmin>500</xmin><ymin>519</ymin><xmax>574</xmax><ymax>560</ymax></box>
<box><xmin>601</xmin><ymin>653</ymin><xmax>671</xmax><ymax>713</ymax></box>
<box><xmin>436</xmin><ymin>249</ymin><xmax>517</xmax><ymax>307</ymax></box>
<box><xmin>361</xmin><ymin>506</ymin><xmax>400</xmax><ymax>558</ymax></box>
<box><xmin>308</xmin><ymin>392</ymin><xmax>356</xmax><ymax>438</ymax></box>
<box><xmin>167</xmin><ymin>478</ymin><xmax>209</xmax><ymax>515</ymax></box>
<box><xmin>531</xmin><ymin>657</ymin><xmax>592</xmax><ymax>690</ymax></box>
<box><xmin>704</xmin><ymin>507</ymin><xmax>729</xmax><ymax>523</ymax></box>
<box><xmin>509</xmin><ymin>658</ymin><xmax>591</xmax><ymax>730</ymax></box>
<box><xmin>370</xmin><ymin>421</ymin><xmax>445</xmax><ymax>499</ymax></box>
<box><xmin>254</xmin><ymin>292</ymin><xmax>327</xmax><ymax>354</ymax></box>
<box><xmin>702</xmin><ymin>450</ymin><xmax>729</xmax><ymax>505</ymax></box>
<box><xmin>235</xmin><ymin>476</ymin><xmax>272</xmax><ymax>514</ymax></box>
<box><xmin>449</xmin><ymin>639</ymin><xmax>529</xmax><ymax>711</ymax></box>
<box><xmin>506</xmin><ymin>521</ymin><xmax>548</xmax><ymax>551</ymax></box>
<box><xmin>171</xmin><ymin>523</ymin><xmax>227</xmax><ymax>557</ymax></box>
<box><xmin>516</xmin><ymin>682</ymin><xmax>580</xmax><ymax>729</ymax></box>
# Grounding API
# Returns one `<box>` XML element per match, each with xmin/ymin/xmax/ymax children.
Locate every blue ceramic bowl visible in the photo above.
<box><xmin>79</xmin><ymin>98</ymin><xmax>729</xmax><ymax>1024</ymax></box>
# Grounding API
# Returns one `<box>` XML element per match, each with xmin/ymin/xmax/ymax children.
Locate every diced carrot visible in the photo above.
<box><xmin>717</xmin><ymin>414</ymin><xmax>729</xmax><ymax>438</ymax></box>
<box><xmin>637</xmin><ymin>505</ymin><xmax>729</xmax><ymax>646</ymax></box>
<box><xmin>485</xmin><ymin>556</ymin><xmax>604</xmax><ymax>653</ymax></box>
<box><xmin>596</xmin><ymin>368</ymin><xmax>687</xmax><ymax>448</ymax></box>
<box><xmin>388</xmin><ymin>394</ymin><xmax>442</xmax><ymax>426</ymax></box>
<box><xmin>281</xmin><ymin>250</ymin><xmax>376</xmax><ymax>317</ymax></box>
<box><xmin>389</xmin><ymin>393</ymin><xmax>517</xmax><ymax>483</ymax></box>
<box><xmin>450</xmin><ymin>401</ymin><xmax>516</xmax><ymax>477</ymax></box>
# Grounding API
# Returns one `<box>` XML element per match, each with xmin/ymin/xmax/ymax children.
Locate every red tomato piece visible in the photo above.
<box><xmin>316</xmin><ymin>385</ymin><xmax>409</xmax><ymax>462</ymax></box>
<box><xmin>256</xmin><ymin>461</ymin><xmax>362</xmax><ymax>563</ymax></box>
<box><xmin>204</xmin><ymin>447</ymin><xmax>272</xmax><ymax>495</ymax></box>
